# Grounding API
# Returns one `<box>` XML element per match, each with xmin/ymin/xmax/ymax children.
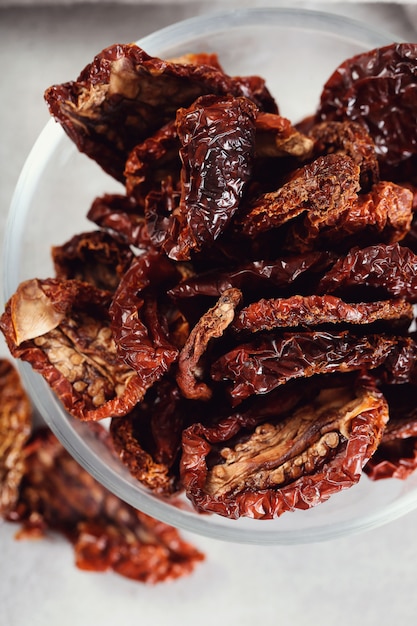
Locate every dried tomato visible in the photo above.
<box><xmin>7</xmin><ymin>427</ymin><xmax>204</xmax><ymax>582</ymax></box>
<box><xmin>365</xmin><ymin>384</ymin><xmax>417</xmax><ymax>480</ymax></box>
<box><xmin>317</xmin><ymin>243</ymin><xmax>417</xmax><ymax>302</ymax></box>
<box><xmin>0</xmin><ymin>279</ymin><xmax>145</xmax><ymax>420</ymax></box>
<box><xmin>87</xmin><ymin>193</ymin><xmax>151</xmax><ymax>250</ymax></box>
<box><xmin>52</xmin><ymin>229</ymin><xmax>134</xmax><ymax>292</ymax></box>
<box><xmin>181</xmin><ymin>380</ymin><xmax>388</xmax><ymax>519</ymax></box>
<box><xmin>176</xmin><ymin>288</ymin><xmax>242</xmax><ymax>401</ymax></box>
<box><xmin>233</xmin><ymin>295</ymin><xmax>413</xmax><ymax>333</ymax></box>
<box><xmin>286</xmin><ymin>181</ymin><xmax>413</xmax><ymax>253</ymax></box>
<box><xmin>211</xmin><ymin>331</ymin><xmax>397</xmax><ymax>403</ymax></box>
<box><xmin>109</xmin><ymin>249</ymin><xmax>181</xmax><ymax>391</ymax></box>
<box><xmin>240</xmin><ymin>153</ymin><xmax>360</xmax><ymax>237</ymax></box>
<box><xmin>316</xmin><ymin>43</ymin><xmax>417</xmax><ymax>180</ymax></box>
<box><xmin>162</xmin><ymin>94</ymin><xmax>257</xmax><ymax>260</ymax></box>
<box><xmin>109</xmin><ymin>378</ymin><xmax>185</xmax><ymax>495</ymax></box>
<box><xmin>308</xmin><ymin>120</ymin><xmax>379</xmax><ymax>191</ymax></box>
<box><xmin>0</xmin><ymin>359</ymin><xmax>32</xmax><ymax>516</ymax></box>
<box><xmin>124</xmin><ymin>121</ymin><xmax>181</xmax><ymax>206</ymax></box>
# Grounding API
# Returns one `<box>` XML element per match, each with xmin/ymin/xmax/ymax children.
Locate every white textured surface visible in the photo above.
<box><xmin>1</xmin><ymin>3</ymin><xmax>417</xmax><ymax>625</ymax></box>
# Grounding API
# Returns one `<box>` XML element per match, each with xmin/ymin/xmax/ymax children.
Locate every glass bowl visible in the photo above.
<box><xmin>4</xmin><ymin>7</ymin><xmax>416</xmax><ymax>545</ymax></box>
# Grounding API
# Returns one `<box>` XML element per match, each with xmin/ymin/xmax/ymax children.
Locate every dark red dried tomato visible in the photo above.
<box><xmin>211</xmin><ymin>331</ymin><xmax>397</xmax><ymax>403</ymax></box>
<box><xmin>110</xmin><ymin>378</ymin><xmax>185</xmax><ymax>495</ymax></box>
<box><xmin>124</xmin><ymin>121</ymin><xmax>181</xmax><ymax>206</ymax></box>
<box><xmin>317</xmin><ymin>243</ymin><xmax>417</xmax><ymax>303</ymax></box>
<box><xmin>308</xmin><ymin>120</ymin><xmax>379</xmax><ymax>192</ymax></box>
<box><xmin>161</xmin><ymin>94</ymin><xmax>257</xmax><ymax>260</ymax></box>
<box><xmin>286</xmin><ymin>181</ymin><xmax>413</xmax><ymax>253</ymax></box>
<box><xmin>168</xmin><ymin>251</ymin><xmax>333</xmax><ymax>301</ymax></box>
<box><xmin>87</xmin><ymin>193</ymin><xmax>151</xmax><ymax>250</ymax></box>
<box><xmin>181</xmin><ymin>380</ymin><xmax>388</xmax><ymax>519</ymax></box>
<box><xmin>109</xmin><ymin>249</ymin><xmax>181</xmax><ymax>390</ymax></box>
<box><xmin>365</xmin><ymin>384</ymin><xmax>417</xmax><ymax>480</ymax></box>
<box><xmin>316</xmin><ymin>43</ymin><xmax>417</xmax><ymax>180</ymax></box>
<box><xmin>240</xmin><ymin>153</ymin><xmax>360</xmax><ymax>237</ymax></box>
<box><xmin>176</xmin><ymin>288</ymin><xmax>242</xmax><ymax>401</ymax></box>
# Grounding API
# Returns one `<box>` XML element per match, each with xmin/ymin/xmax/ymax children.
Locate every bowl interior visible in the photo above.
<box><xmin>4</xmin><ymin>8</ymin><xmax>412</xmax><ymax>544</ymax></box>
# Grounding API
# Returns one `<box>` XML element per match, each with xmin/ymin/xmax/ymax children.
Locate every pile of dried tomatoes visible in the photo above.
<box><xmin>2</xmin><ymin>42</ymin><xmax>417</xmax><ymax>520</ymax></box>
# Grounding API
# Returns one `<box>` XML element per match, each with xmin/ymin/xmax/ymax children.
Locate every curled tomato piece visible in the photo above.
<box><xmin>109</xmin><ymin>378</ymin><xmax>185</xmax><ymax>495</ymax></box>
<box><xmin>163</xmin><ymin>95</ymin><xmax>258</xmax><ymax>260</ymax></box>
<box><xmin>87</xmin><ymin>193</ymin><xmax>151</xmax><ymax>250</ymax></box>
<box><xmin>240</xmin><ymin>153</ymin><xmax>360</xmax><ymax>237</ymax></box>
<box><xmin>0</xmin><ymin>279</ymin><xmax>145</xmax><ymax>420</ymax></box>
<box><xmin>308</xmin><ymin>120</ymin><xmax>379</xmax><ymax>191</ymax></box>
<box><xmin>316</xmin><ymin>43</ymin><xmax>417</xmax><ymax>179</ymax></box>
<box><xmin>365</xmin><ymin>384</ymin><xmax>417</xmax><ymax>480</ymax></box>
<box><xmin>109</xmin><ymin>249</ymin><xmax>181</xmax><ymax>389</ymax></box>
<box><xmin>181</xmin><ymin>380</ymin><xmax>388</xmax><ymax>519</ymax></box>
<box><xmin>176</xmin><ymin>288</ymin><xmax>242</xmax><ymax>401</ymax></box>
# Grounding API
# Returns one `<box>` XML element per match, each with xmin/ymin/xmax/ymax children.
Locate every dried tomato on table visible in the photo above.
<box><xmin>6</xmin><ymin>427</ymin><xmax>204</xmax><ymax>582</ymax></box>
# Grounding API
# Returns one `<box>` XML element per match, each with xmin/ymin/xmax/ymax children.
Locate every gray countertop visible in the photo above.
<box><xmin>1</xmin><ymin>3</ymin><xmax>417</xmax><ymax>625</ymax></box>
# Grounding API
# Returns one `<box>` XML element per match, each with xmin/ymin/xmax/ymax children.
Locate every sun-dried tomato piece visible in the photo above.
<box><xmin>240</xmin><ymin>153</ymin><xmax>360</xmax><ymax>237</ymax></box>
<box><xmin>52</xmin><ymin>230</ymin><xmax>134</xmax><ymax>292</ymax></box>
<box><xmin>308</xmin><ymin>120</ymin><xmax>379</xmax><ymax>191</ymax></box>
<box><xmin>181</xmin><ymin>380</ymin><xmax>388</xmax><ymax>519</ymax></box>
<box><xmin>110</xmin><ymin>378</ymin><xmax>185</xmax><ymax>495</ymax></box>
<box><xmin>160</xmin><ymin>94</ymin><xmax>257</xmax><ymax>260</ymax></box>
<box><xmin>255</xmin><ymin>112</ymin><xmax>313</xmax><ymax>159</ymax></box>
<box><xmin>176</xmin><ymin>288</ymin><xmax>242</xmax><ymax>401</ymax></box>
<box><xmin>365</xmin><ymin>384</ymin><xmax>417</xmax><ymax>480</ymax></box>
<box><xmin>287</xmin><ymin>181</ymin><xmax>413</xmax><ymax>253</ymax></box>
<box><xmin>211</xmin><ymin>331</ymin><xmax>397</xmax><ymax>403</ymax></box>
<box><xmin>7</xmin><ymin>427</ymin><xmax>204</xmax><ymax>582</ymax></box>
<box><xmin>382</xmin><ymin>335</ymin><xmax>417</xmax><ymax>385</ymax></box>
<box><xmin>233</xmin><ymin>295</ymin><xmax>413</xmax><ymax>333</ymax></box>
<box><xmin>109</xmin><ymin>249</ymin><xmax>181</xmax><ymax>390</ymax></box>
<box><xmin>0</xmin><ymin>359</ymin><xmax>31</xmax><ymax>516</ymax></box>
<box><xmin>0</xmin><ymin>279</ymin><xmax>145</xmax><ymax>420</ymax></box>
<box><xmin>317</xmin><ymin>243</ymin><xmax>417</xmax><ymax>303</ymax></box>
<box><xmin>124</xmin><ymin>121</ymin><xmax>181</xmax><ymax>206</ymax></box>
<box><xmin>168</xmin><ymin>251</ymin><xmax>333</xmax><ymax>300</ymax></box>
<box><xmin>87</xmin><ymin>193</ymin><xmax>151</xmax><ymax>249</ymax></box>
<box><xmin>316</xmin><ymin>43</ymin><xmax>417</xmax><ymax>180</ymax></box>
<box><xmin>44</xmin><ymin>43</ymin><xmax>276</xmax><ymax>181</ymax></box>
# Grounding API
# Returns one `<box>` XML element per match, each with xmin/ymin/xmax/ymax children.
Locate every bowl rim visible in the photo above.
<box><xmin>3</xmin><ymin>6</ymin><xmax>412</xmax><ymax>545</ymax></box>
